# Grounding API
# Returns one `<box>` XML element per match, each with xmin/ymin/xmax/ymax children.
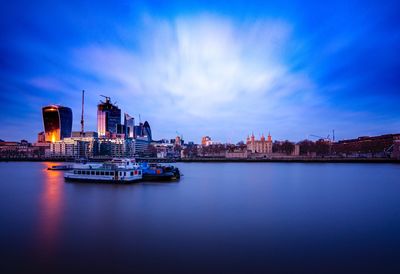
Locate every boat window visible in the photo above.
<box><xmin>105</xmin><ymin>172</ymin><xmax>109</xmax><ymax>176</ymax></box>
<box><xmin>131</xmin><ymin>171</ymin><xmax>133</xmax><ymax>176</ymax></box>
<box><xmin>124</xmin><ymin>172</ymin><xmax>126</xmax><ymax>176</ymax></box>
<box><xmin>77</xmin><ymin>170</ymin><xmax>81</xmax><ymax>174</ymax></box>
<box><xmin>91</xmin><ymin>171</ymin><xmax>95</xmax><ymax>175</ymax></box>
<box><xmin>110</xmin><ymin>172</ymin><xmax>114</xmax><ymax>176</ymax></box>
<box><xmin>139</xmin><ymin>171</ymin><xmax>141</xmax><ymax>175</ymax></box>
<box><xmin>100</xmin><ymin>171</ymin><xmax>104</xmax><ymax>175</ymax></box>
<box><xmin>96</xmin><ymin>171</ymin><xmax>99</xmax><ymax>175</ymax></box>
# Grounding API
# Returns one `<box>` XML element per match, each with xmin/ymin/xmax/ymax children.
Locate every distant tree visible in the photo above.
<box><xmin>272</xmin><ymin>141</ymin><xmax>282</xmax><ymax>153</ymax></box>
<box><xmin>281</xmin><ymin>140</ymin><xmax>295</xmax><ymax>155</ymax></box>
<box><xmin>183</xmin><ymin>146</ymin><xmax>198</xmax><ymax>157</ymax></box>
<box><xmin>298</xmin><ymin>139</ymin><xmax>316</xmax><ymax>155</ymax></box>
<box><xmin>315</xmin><ymin>140</ymin><xmax>330</xmax><ymax>155</ymax></box>
<box><xmin>226</xmin><ymin>144</ymin><xmax>235</xmax><ymax>152</ymax></box>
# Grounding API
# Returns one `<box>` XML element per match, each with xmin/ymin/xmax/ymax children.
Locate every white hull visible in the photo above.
<box><xmin>64</xmin><ymin>159</ymin><xmax>142</xmax><ymax>183</ymax></box>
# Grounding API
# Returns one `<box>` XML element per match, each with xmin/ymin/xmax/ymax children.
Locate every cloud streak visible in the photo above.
<box><xmin>76</xmin><ymin>15</ymin><xmax>317</xmax><ymax>141</ymax></box>
<box><xmin>1</xmin><ymin>1</ymin><xmax>400</xmax><ymax>142</ymax></box>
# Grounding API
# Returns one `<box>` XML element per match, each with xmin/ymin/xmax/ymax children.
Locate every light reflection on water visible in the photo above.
<box><xmin>0</xmin><ymin>162</ymin><xmax>399</xmax><ymax>273</ymax></box>
<box><xmin>35</xmin><ymin>163</ymin><xmax>65</xmax><ymax>260</ymax></box>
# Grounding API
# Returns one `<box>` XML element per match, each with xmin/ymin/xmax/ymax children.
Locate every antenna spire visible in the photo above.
<box><xmin>81</xmin><ymin>90</ymin><xmax>85</xmax><ymax>136</ymax></box>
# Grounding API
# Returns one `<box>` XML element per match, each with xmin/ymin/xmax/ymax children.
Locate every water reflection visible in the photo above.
<box><xmin>0</xmin><ymin>162</ymin><xmax>397</xmax><ymax>273</ymax></box>
<box><xmin>35</xmin><ymin>162</ymin><xmax>65</xmax><ymax>259</ymax></box>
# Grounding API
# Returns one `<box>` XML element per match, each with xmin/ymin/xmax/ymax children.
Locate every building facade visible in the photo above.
<box><xmin>42</xmin><ymin>105</ymin><xmax>73</xmax><ymax>142</ymax></box>
<box><xmin>201</xmin><ymin>136</ymin><xmax>211</xmax><ymax>146</ymax></box>
<box><xmin>201</xmin><ymin>136</ymin><xmax>220</xmax><ymax>146</ymax></box>
<box><xmin>97</xmin><ymin>138</ymin><xmax>138</xmax><ymax>157</ymax></box>
<box><xmin>47</xmin><ymin>138</ymin><xmax>90</xmax><ymax>158</ymax></box>
<box><xmin>246</xmin><ymin>133</ymin><xmax>273</xmax><ymax>154</ymax></box>
<box><xmin>97</xmin><ymin>97</ymin><xmax>121</xmax><ymax>137</ymax></box>
<box><xmin>47</xmin><ymin>132</ymin><xmax>99</xmax><ymax>158</ymax></box>
<box><xmin>124</xmin><ymin>113</ymin><xmax>135</xmax><ymax>138</ymax></box>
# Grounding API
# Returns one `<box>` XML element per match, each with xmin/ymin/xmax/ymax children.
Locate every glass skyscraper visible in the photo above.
<box><xmin>143</xmin><ymin>121</ymin><xmax>152</xmax><ymax>141</ymax></box>
<box><xmin>42</xmin><ymin>105</ymin><xmax>73</xmax><ymax>142</ymax></box>
<box><xmin>124</xmin><ymin>113</ymin><xmax>135</xmax><ymax>138</ymax></box>
<box><xmin>97</xmin><ymin>97</ymin><xmax>121</xmax><ymax>137</ymax></box>
<box><xmin>134</xmin><ymin>121</ymin><xmax>152</xmax><ymax>142</ymax></box>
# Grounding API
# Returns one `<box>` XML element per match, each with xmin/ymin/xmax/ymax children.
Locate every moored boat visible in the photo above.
<box><xmin>48</xmin><ymin>164</ymin><xmax>73</xmax><ymax>171</ymax></box>
<box><xmin>140</xmin><ymin>162</ymin><xmax>181</xmax><ymax>181</ymax></box>
<box><xmin>64</xmin><ymin>159</ymin><xmax>142</xmax><ymax>183</ymax></box>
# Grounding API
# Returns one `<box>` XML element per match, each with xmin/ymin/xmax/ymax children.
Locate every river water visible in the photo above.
<box><xmin>0</xmin><ymin>162</ymin><xmax>399</xmax><ymax>273</ymax></box>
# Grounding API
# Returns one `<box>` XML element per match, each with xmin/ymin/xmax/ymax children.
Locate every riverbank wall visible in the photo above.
<box><xmin>1</xmin><ymin>156</ymin><xmax>399</xmax><ymax>164</ymax></box>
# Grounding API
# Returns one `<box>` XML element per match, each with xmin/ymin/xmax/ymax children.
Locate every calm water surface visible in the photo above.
<box><xmin>0</xmin><ymin>162</ymin><xmax>400</xmax><ymax>273</ymax></box>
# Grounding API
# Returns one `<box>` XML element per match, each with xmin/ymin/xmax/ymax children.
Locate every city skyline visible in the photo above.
<box><xmin>1</xmin><ymin>1</ymin><xmax>400</xmax><ymax>143</ymax></box>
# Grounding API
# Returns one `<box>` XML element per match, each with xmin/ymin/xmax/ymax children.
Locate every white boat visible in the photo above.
<box><xmin>64</xmin><ymin>159</ymin><xmax>142</xmax><ymax>183</ymax></box>
<box><xmin>48</xmin><ymin>164</ymin><xmax>73</xmax><ymax>171</ymax></box>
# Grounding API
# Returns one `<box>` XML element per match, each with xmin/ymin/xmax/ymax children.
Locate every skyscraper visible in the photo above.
<box><xmin>124</xmin><ymin>113</ymin><xmax>135</xmax><ymax>138</ymax></box>
<box><xmin>97</xmin><ymin>96</ymin><xmax>121</xmax><ymax>137</ymax></box>
<box><xmin>143</xmin><ymin>121</ymin><xmax>152</xmax><ymax>141</ymax></box>
<box><xmin>42</xmin><ymin>105</ymin><xmax>73</xmax><ymax>142</ymax></box>
<box><xmin>134</xmin><ymin>121</ymin><xmax>152</xmax><ymax>142</ymax></box>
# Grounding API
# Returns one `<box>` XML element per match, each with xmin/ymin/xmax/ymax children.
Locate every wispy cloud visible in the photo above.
<box><xmin>2</xmin><ymin>2</ymin><xmax>399</xmax><ymax>142</ymax></box>
<box><xmin>76</xmin><ymin>14</ymin><xmax>317</xmax><ymax>141</ymax></box>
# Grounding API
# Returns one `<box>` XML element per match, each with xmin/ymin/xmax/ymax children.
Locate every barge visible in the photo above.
<box><xmin>140</xmin><ymin>162</ymin><xmax>181</xmax><ymax>181</ymax></box>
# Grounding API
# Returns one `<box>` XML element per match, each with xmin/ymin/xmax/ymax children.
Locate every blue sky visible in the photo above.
<box><xmin>1</xmin><ymin>0</ymin><xmax>399</xmax><ymax>143</ymax></box>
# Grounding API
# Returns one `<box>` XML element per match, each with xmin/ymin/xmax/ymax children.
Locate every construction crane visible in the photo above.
<box><xmin>308</xmin><ymin>134</ymin><xmax>331</xmax><ymax>142</ymax></box>
<box><xmin>308</xmin><ymin>129</ymin><xmax>336</xmax><ymax>142</ymax></box>
<box><xmin>100</xmin><ymin>95</ymin><xmax>111</xmax><ymax>103</ymax></box>
<box><xmin>384</xmin><ymin>144</ymin><xmax>394</xmax><ymax>157</ymax></box>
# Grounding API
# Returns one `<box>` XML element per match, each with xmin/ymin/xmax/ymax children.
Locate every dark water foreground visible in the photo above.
<box><xmin>0</xmin><ymin>162</ymin><xmax>399</xmax><ymax>274</ymax></box>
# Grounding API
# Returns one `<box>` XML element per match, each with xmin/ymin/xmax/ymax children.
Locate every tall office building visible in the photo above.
<box><xmin>143</xmin><ymin>121</ymin><xmax>152</xmax><ymax>141</ymax></box>
<box><xmin>42</xmin><ymin>105</ymin><xmax>73</xmax><ymax>142</ymax></box>
<box><xmin>134</xmin><ymin>121</ymin><xmax>152</xmax><ymax>142</ymax></box>
<box><xmin>97</xmin><ymin>96</ymin><xmax>121</xmax><ymax>137</ymax></box>
<box><xmin>124</xmin><ymin>113</ymin><xmax>135</xmax><ymax>138</ymax></box>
